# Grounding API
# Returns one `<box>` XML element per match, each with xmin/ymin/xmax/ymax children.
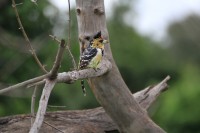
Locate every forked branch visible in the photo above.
<box><xmin>30</xmin><ymin>40</ymin><xmax>66</xmax><ymax>133</ymax></box>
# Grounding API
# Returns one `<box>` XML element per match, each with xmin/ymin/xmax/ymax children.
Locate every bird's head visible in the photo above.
<box><xmin>91</xmin><ymin>31</ymin><xmax>108</xmax><ymax>49</ymax></box>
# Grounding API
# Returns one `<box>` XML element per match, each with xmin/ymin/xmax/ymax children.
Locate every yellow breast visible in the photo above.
<box><xmin>88</xmin><ymin>48</ymin><xmax>102</xmax><ymax>69</ymax></box>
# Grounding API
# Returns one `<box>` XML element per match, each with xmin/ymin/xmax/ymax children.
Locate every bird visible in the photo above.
<box><xmin>79</xmin><ymin>31</ymin><xmax>108</xmax><ymax>96</ymax></box>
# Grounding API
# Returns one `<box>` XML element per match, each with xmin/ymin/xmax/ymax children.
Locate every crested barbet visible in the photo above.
<box><xmin>79</xmin><ymin>31</ymin><xmax>108</xmax><ymax>96</ymax></box>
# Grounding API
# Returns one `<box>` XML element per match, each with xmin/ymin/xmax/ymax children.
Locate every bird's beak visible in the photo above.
<box><xmin>103</xmin><ymin>39</ymin><xmax>109</xmax><ymax>44</ymax></box>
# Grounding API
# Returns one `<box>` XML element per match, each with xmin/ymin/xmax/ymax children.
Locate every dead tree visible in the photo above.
<box><xmin>0</xmin><ymin>0</ymin><xmax>170</xmax><ymax>133</ymax></box>
<box><xmin>76</xmin><ymin>0</ymin><xmax>167</xmax><ymax>132</ymax></box>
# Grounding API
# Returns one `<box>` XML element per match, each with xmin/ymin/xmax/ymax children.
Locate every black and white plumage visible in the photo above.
<box><xmin>79</xmin><ymin>48</ymin><xmax>98</xmax><ymax>69</ymax></box>
<box><xmin>79</xmin><ymin>31</ymin><xmax>108</xmax><ymax>96</ymax></box>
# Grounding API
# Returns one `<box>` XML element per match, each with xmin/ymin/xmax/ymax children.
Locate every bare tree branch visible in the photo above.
<box><xmin>49</xmin><ymin>34</ymin><xmax>77</xmax><ymax>70</ymax></box>
<box><xmin>67</xmin><ymin>0</ymin><xmax>71</xmax><ymax>49</ymax></box>
<box><xmin>29</xmin><ymin>80</ymin><xmax>56</xmax><ymax>133</ymax></box>
<box><xmin>134</xmin><ymin>76</ymin><xmax>170</xmax><ymax>109</ymax></box>
<box><xmin>42</xmin><ymin>121</ymin><xmax>64</xmax><ymax>133</ymax></box>
<box><xmin>0</xmin><ymin>59</ymin><xmax>111</xmax><ymax>94</ymax></box>
<box><xmin>27</xmin><ymin>80</ymin><xmax>45</xmax><ymax>88</ymax></box>
<box><xmin>66</xmin><ymin>0</ymin><xmax>77</xmax><ymax>70</ymax></box>
<box><xmin>134</xmin><ymin>75</ymin><xmax>170</xmax><ymax>110</ymax></box>
<box><xmin>49</xmin><ymin>35</ymin><xmax>61</xmax><ymax>43</ymax></box>
<box><xmin>31</xmin><ymin>86</ymin><xmax>38</xmax><ymax>125</ymax></box>
<box><xmin>56</xmin><ymin>59</ymin><xmax>112</xmax><ymax>82</ymax></box>
<box><xmin>11</xmin><ymin>0</ymin><xmax>47</xmax><ymax>73</ymax></box>
<box><xmin>0</xmin><ymin>74</ymin><xmax>50</xmax><ymax>94</ymax></box>
<box><xmin>49</xmin><ymin>39</ymin><xmax>66</xmax><ymax>79</ymax></box>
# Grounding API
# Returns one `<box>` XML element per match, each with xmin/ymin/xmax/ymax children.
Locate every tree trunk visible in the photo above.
<box><xmin>76</xmin><ymin>0</ymin><xmax>166</xmax><ymax>132</ymax></box>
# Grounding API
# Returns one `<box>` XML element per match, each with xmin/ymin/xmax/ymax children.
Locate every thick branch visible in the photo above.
<box><xmin>57</xmin><ymin>59</ymin><xmax>112</xmax><ymax>82</ymax></box>
<box><xmin>0</xmin><ymin>59</ymin><xmax>111</xmax><ymax>95</ymax></box>
<box><xmin>29</xmin><ymin>80</ymin><xmax>56</xmax><ymax>133</ymax></box>
<box><xmin>0</xmin><ymin>77</ymin><xmax>169</xmax><ymax>133</ymax></box>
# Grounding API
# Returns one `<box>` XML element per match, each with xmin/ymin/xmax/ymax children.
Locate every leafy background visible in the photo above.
<box><xmin>0</xmin><ymin>1</ymin><xmax>200</xmax><ymax>133</ymax></box>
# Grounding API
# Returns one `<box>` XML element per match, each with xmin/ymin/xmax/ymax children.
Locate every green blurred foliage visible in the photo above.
<box><xmin>154</xmin><ymin>65</ymin><xmax>200</xmax><ymax>133</ymax></box>
<box><xmin>168</xmin><ymin>14</ymin><xmax>200</xmax><ymax>65</ymax></box>
<box><xmin>108</xmin><ymin>5</ymin><xmax>179</xmax><ymax>92</ymax></box>
<box><xmin>152</xmin><ymin>14</ymin><xmax>200</xmax><ymax>133</ymax></box>
<box><xmin>0</xmin><ymin>1</ymin><xmax>200</xmax><ymax>133</ymax></box>
<box><xmin>0</xmin><ymin>0</ymin><xmax>53</xmax><ymax>38</ymax></box>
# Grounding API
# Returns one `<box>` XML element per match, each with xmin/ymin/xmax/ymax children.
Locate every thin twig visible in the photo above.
<box><xmin>43</xmin><ymin>121</ymin><xmax>64</xmax><ymax>133</ymax></box>
<box><xmin>67</xmin><ymin>0</ymin><xmax>71</xmax><ymax>49</ymax></box>
<box><xmin>47</xmin><ymin>105</ymin><xmax>67</xmax><ymax>109</ymax></box>
<box><xmin>15</xmin><ymin>2</ymin><xmax>23</xmax><ymax>6</ymax></box>
<box><xmin>49</xmin><ymin>35</ymin><xmax>77</xmax><ymax>70</ymax></box>
<box><xmin>30</xmin><ymin>0</ymin><xmax>38</xmax><ymax>6</ymax></box>
<box><xmin>49</xmin><ymin>35</ymin><xmax>61</xmax><ymax>43</ymax></box>
<box><xmin>27</xmin><ymin>80</ymin><xmax>45</xmax><ymax>88</ymax></box>
<box><xmin>31</xmin><ymin>86</ymin><xmax>38</xmax><ymax>125</ymax></box>
<box><xmin>30</xmin><ymin>115</ymin><xmax>64</xmax><ymax>133</ymax></box>
<box><xmin>66</xmin><ymin>0</ymin><xmax>77</xmax><ymax>69</ymax></box>
<box><xmin>12</xmin><ymin>0</ymin><xmax>47</xmax><ymax>73</ymax></box>
<box><xmin>50</xmin><ymin>39</ymin><xmax>66</xmax><ymax>79</ymax></box>
<box><xmin>66</xmin><ymin>45</ymin><xmax>77</xmax><ymax>69</ymax></box>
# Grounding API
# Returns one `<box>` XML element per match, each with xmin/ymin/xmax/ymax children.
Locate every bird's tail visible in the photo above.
<box><xmin>81</xmin><ymin>80</ymin><xmax>86</xmax><ymax>96</ymax></box>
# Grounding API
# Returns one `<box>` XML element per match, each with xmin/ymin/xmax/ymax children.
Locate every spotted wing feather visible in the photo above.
<box><xmin>79</xmin><ymin>48</ymin><xmax>97</xmax><ymax>69</ymax></box>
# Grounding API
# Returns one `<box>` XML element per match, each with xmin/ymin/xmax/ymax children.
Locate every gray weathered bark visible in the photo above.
<box><xmin>0</xmin><ymin>76</ymin><xmax>169</xmax><ymax>133</ymax></box>
<box><xmin>76</xmin><ymin>0</ymin><xmax>166</xmax><ymax>132</ymax></box>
